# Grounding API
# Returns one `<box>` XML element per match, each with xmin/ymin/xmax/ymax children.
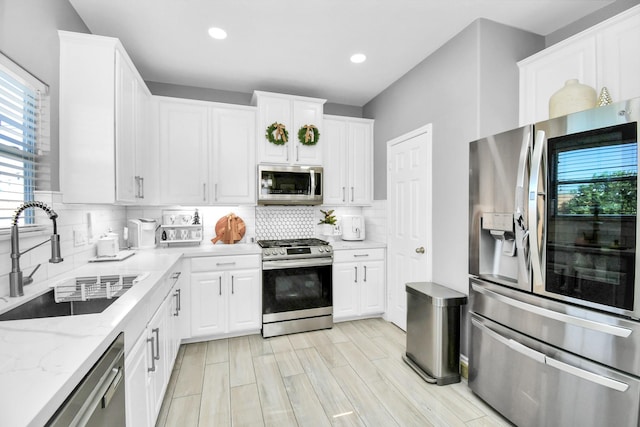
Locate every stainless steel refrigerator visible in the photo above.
<box><xmin>468</xmin><ymin>98</ymin><xmax>640</xmax><ymax>427</ymax></box>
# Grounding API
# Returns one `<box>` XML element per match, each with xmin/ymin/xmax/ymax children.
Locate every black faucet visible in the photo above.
<box><xmin>9</xmin><ymin>201</ymin><xmax>63</xmax><ymax>297</ymax></box>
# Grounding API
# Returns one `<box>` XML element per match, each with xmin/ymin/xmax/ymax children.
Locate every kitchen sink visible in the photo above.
<box><xmin>0</xmin><ymin>273</ymin><xmax>146</xmax><ymax>321</ymax></box>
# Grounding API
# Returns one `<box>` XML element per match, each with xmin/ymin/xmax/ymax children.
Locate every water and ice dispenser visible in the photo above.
<box><xmin>479</xmin><ymin>212</ymin><xmax>518</xmax><ymax>282</ymax></box>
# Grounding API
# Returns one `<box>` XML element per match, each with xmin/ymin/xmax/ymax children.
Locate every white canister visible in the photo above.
<box><xmin>97</xmin><ymin>233</ymin><xmax>119</xmax><ymax>257</ymax></box>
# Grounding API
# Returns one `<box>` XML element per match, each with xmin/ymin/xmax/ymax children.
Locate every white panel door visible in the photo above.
<box><xmin>257</xmin><ymin>95</ymin><xmax>291</xmax><ymax>163</ymax></box>
<box><xmin>348</xmin><ymin>121</ymin><xmax>373</xmax><ymax>205</ymax></box>
<box><xmin>159</xmin><ymin>99</ymin><xmax>209</xmax><ymax>204</ymax></box>
<box><xmin>597</xmin><ymin>12</ymin><xmax>640</xmax><ymax>103</ymax></box>
<box><xmin>322</xmin><ymin>119</ymin><xmax>349</xmax><ymax>204</ymax></box>
<box><xmin>360</xmin><ymin>260</ymin><xmax>385</xmax><ymax>316</ymax></box>
<box><xmin>292</xmin><ymin>100</ymin><xmax>323</xmax><ymax>165</ymax></box>
<box><xmin>227</xmin><ymin>269</ymin><xmax>261</xmax><ymax>332</ymax></box>
<box><xmin>115</xmin><ymin>50</ymin><xmax>137</xmax><ymax>203</ymax></box>
<box><xmin>190</xmin><ymin>271</ymin><xmax>226</xmax><ymax>337</ymax></box>
<box><xmin>386</xmin><ymin>124</ymin><xmax>432</xmax><ymax>330</ymax></box>
<box><xmin>333</xmin><ymin>261</ymin><xmax>359</xmax><ymax>320</ymax></box>
<box><xmin>211</xmin><ymin>107</ymin><xmax>256</xmax><ymax>204</ymax></box>
<box><xmin>125</xmin><ymin>332</ymin><xmax>152</xmax><ymax>427</ymax></box>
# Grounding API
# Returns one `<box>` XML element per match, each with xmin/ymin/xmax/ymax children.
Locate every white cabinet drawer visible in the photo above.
<box><xmin>334</xmin><ymin>248</ymin><xmax>385</xmax><ymax>263</ymax></box>
<box><xmin>191</xmin><ymin>254</ymin><xmax>260</xmax><ymax>272</ymax></box>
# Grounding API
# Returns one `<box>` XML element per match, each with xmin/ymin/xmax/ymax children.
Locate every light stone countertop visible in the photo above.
<box><xmin>327</xmin><ymin>239</ymin><xmax>387</xmax><ymax>250</ymax></box>
<box><xmin>0</xmin><ymin>250</ymin><xmax>183</xmax><ymax>427</ymax></box>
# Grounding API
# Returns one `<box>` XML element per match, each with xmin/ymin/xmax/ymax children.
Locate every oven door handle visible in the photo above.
<box><xmin>262</xmin><ymin>257</ymin><xmax>333</xmax><ymax>270</ymax></box>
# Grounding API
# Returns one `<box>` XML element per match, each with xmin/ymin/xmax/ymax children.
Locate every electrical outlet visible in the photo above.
<box><xmin>73</xmin><ymin>229</ymin><xmax>87</xmax><ymax>247</ymax></box>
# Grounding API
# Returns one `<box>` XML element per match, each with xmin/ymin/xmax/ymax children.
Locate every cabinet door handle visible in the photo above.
<box><xmin>134</xmin><ymin>176</ymin><xmax>140</xmax><ymax>198</ymax></box>
<box><xmin>203</xmin><ymin>183</ymin><xmax>207</xmax><ymax>201</ymax></box>
<box><xmin>296</xmin><ymin>145</ymin><xmax>299</xmax><ymax>162</ymax></box>
<box><xmin>174</xmin><ymin>289</ymin><xmax>181</xmax><ymax>316</ymax></box>
<box><xmin>147</xmin><ymin>336</ymin><xmax>156</xmax><ymax>372</ymax></box>
<box><xmin>219</xmin><ymin>276</ymin><xmax>222</xmax><ymax>296</ymax></box>
<box><xmin>364</xmin><ymin>266</ymin><xmax>367</xmax><ymax>282</ymax></box>
<box><xmin>231</xmin><ymin>276</ymin><xmax>235</xmax><ymax>294</ymax></box>
<box><xmin>153</xmin><ymin>328</ymin><xmax>160</xmax><ymax>361</ymax></box>
<box><xmin>351</xmin><ymin>186</ymin><xmax>354</xmax><ymax>202</ymax></box>
<box><xmin>342</xmin><ymin>187</ymin><xmax>346</xmax><ymax>202</ymax></box>
<box><xmin>354</xmin><ymin>266</ymin><xmax>358</xmax><ymax>283</ymax></box>
<box><xmin>171</xmin><ymin>272</ymin><xmax>181</xmax><ymax>280</ymax></box>
<box><xmin>214</xmin><ymin>183</ymin><xmax>218</xmax><ymax>201</ymax></box>
<box><xmin>140</xmin><ymin>176</ymin><xmax>144</xmax><ymax>199</ymax></box>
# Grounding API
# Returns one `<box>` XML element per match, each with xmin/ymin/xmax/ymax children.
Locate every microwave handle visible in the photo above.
<box><xmin>529</xmin><ymin>129</ymin><xmax>547</xmax><ymax>291</ymax></box>
<box><xmin>310</xmin><ymin>170</ymin><xmax>315</xmax><ymax>195</ymax></box>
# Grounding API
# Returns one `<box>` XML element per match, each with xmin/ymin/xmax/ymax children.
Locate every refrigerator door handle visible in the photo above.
<box><xmin>545</xmin><ymin>356</ymin><xmax>630</xmax><ymax>392</ymax></box>
<box><xmin>514</xmin><ymin>126</ymin><xmax>532</xmax><ymax>286</ymax></box>
<box><xmin>529</xmin><ymin>129</ymin><xmax>547</xmax><ymax>290</ymax></box>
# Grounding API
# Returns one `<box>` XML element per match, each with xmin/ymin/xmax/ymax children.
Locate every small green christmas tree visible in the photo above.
<box><xmin>193</xmin><ymin>209</ymin><xmax>200</xmax><ymax>225</ymax></box>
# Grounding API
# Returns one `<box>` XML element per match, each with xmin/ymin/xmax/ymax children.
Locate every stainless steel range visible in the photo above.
<box><xmin>259</xmin><ymin>238</ymin><xmax>333</xmax><ymax>337</ymax></box>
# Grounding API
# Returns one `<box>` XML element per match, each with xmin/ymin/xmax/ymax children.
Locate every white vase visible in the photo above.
<box><xmin>549</xmin><ymin>79</ymin><xmax>596</xmax><ymax>119</ymax></box>
<box><xmin>321</xmin><ymin>224</ymin><xmax>334</xmax><ymax>236</ymax></box>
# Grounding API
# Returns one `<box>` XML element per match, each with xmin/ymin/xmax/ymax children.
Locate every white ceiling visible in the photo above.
<box><xmin>68</xmin><ymin>0</ymin><xmax>615</xmax><ymax>106</ymax></box>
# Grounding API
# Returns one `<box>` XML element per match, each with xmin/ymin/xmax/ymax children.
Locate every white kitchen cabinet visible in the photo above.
<box><xmin>323</xmin><ymin>116</ymin><xmax>374</xmax><ymax>205</ymax></box>
<box><xmin>190</xmin><ymin>255</ymin><xmax>261</xmax><ymax>338</ymax></box>
<box><xmin>210</xmin><ymin>106</ymin><xmax>256</xmax><ymax>204</ymax></box>
<box><xmin>518</xmin><ymin>5</ymin><xmax>640</xmax><ymax>125</ymax></box>
<box><xmin>158</xmin><ymin>97</ymin><xmax>210</xmax><ymax>204</ymax></box>
<box><xmin>253</xmin><ymin>91</ymin><xmax>325</xmax><ymax>165</ymax></box>
<box><xmin>59</xmin><ymin>31</ymin><xmax>155</xmax><ymax>204</ymax></box>
<box><xmin>125</xmin><ymin>331</ymin><xmax>152</xmax><ymax>427</ymax></box>
<box><xmin>124</xmin><ymin>266</ymin><xmax>184</xmax><ymax>427</ymax></box>
<box><xmin>333</xmin><ymin>248</ymin><xmax>385</xmax><ymax>321</ymax></box>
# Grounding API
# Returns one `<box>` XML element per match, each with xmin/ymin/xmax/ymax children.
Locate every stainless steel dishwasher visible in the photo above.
<box><xmin>47</xmin><ymin>333</ymin><xmax>125</xmax><ymax>427</ymax></box>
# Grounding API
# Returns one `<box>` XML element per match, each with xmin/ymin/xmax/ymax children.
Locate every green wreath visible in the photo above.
<box><xmin>266</xmin><ymin>122</ymin><xmax>288</xmax><ymax>145</ymax></box>
<box><xmin>298</xmin><ymin>124</ymin><xmax>320</xmax><ymax>145</ymax></box>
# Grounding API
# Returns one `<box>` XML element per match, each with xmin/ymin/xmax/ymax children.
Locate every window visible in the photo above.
<box><xmin>0</xmin><ymin>52</ymin><xmax>49</xmax><ymax>228</ymax></box>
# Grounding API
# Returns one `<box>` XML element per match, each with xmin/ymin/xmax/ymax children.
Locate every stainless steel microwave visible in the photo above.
<box><xmin>258</xmin><ymin>164</ymin><xmax>323</xmax><ymax>205</ymax></box>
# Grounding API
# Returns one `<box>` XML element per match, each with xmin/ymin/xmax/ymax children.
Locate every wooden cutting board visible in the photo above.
<box><xmin>211</xmin><ymin>214</ymin><xmax>246</xmax><ymax>244</ymax></box>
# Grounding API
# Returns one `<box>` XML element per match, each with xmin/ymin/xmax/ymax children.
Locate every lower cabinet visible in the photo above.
<box><xmin>333</xmin><ymin>248</ymin><xmax>386</xmax><ymax>321</ymax></box>
<box><xmin>125</xmin><ymin>266</ymin><xmax>184</xmax><ymax>427</ymax></box>
<box><xmin>190</xmin><ymin>254</ymin><xmax>261</xmax><ymax>338</ymax></box>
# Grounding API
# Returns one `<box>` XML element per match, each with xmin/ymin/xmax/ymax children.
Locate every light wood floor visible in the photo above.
<box><xmin>156</xmin><ymin>318</ymin><xmax>512</xmax><ymax>427</ymax></box>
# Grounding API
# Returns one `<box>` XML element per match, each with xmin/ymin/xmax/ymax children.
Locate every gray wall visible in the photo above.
<box><xmin>147</xmin><ymin>80</ymin><xmax>364</xmax><ymax>117</ymax></box>
<box><xmin>546</xmin><ymin>0</ymin><xmax>640</xmax><ymax>47</ymax></box>
<box><xmin>0</xmin><ymin>0</ymin><xmax>89</xmax><ymax>192</ymax></box>
<box><xmin>363</xmin><ymin>19</ymin><xmax>544</xmax><ymax>354</ymax></box>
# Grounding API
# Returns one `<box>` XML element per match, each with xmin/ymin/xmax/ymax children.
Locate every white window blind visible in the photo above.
<box><xmin>0</xmin><ymin>52</ymin><xmax>50</xmax><ymax>228</ymax></box>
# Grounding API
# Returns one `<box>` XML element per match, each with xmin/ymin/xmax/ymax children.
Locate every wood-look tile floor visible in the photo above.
<box><xmin>156</xmin><ymin>318</ymin><xmax>512</xmax><ymax>427</ymax></box>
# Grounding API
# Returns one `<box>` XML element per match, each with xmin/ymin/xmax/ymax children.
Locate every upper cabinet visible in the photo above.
<box><xmin>253</xmin><ymin>91</ymin><xmax>325</xmax><ymax>165</ymax></box>
<box><xmin>157</xmin><ymin>98</ymin><xmax>210</xmax><ymax>205</ymax></box>
<box><xmin>59</xmin><ymin>31</ymin><xmax>156</xmax><ymax>204</ymax></box>
<box><xmin>323</xmin><ymin>116</ymin><xmax>374</xmax><ymax>206</ymax></box>
<box><xmin>519</xmin><ymin>6</ymin><xmax>640</xmax><ymax>125</ymax></box>
<box><xmin>210</xmin><ymin>106</ymin><xmax>256</xmax><ymax>204</ymax></box>
<box><xmin>156</xmin><ymin>97</ymin><xmax>257</xmax><ymax>205</ymax></box>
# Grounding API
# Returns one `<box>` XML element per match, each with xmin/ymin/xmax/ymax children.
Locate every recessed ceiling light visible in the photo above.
<box><xmin>350</xmin><ymin>53</ymin><xmax>366</xmax><ymax>64</ymax></box>
<box><xmin>208</xmin><ymin>27</ymin><xmax>227</xmax><ymax>40</ymax></box>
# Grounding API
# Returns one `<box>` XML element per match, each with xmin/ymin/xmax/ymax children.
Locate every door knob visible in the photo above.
<box><xmin>415</xmin><ymin>247</ymin><xmax>425</xmax><ymax>254</ymax></box>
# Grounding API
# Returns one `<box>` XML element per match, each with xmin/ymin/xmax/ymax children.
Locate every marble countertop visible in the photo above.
<box><xmin>0</xmin><ymin>251</ymin><xmax>182</xmax><ymax>427</ymax></box>
<box><xmin>328</xmin><ymin>239</ymin><xmax>387</xmax><ymax>250</ymax></box>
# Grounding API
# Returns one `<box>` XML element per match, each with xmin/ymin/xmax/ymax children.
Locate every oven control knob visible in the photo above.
<box><xmin>266</xmin><ymin>250</ymin><xmax>273</xmax><ymax>256</ymax></box>
<box><xmin>279</xmin><ymin>249</ymin><xmax>286</xmax><ymax>255</ymax></box>
<box><xmin>318</xmin><ymin>247</ymin><xmax>324</xmax><ymax>253</ymax></box>
<box><xmin>324</xmin><ymin>246</ymin><xmax>332</xmax><ymax>252</ymax></box>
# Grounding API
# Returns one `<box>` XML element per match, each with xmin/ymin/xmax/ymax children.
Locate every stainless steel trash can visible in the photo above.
<box><xmin>403</xmin><ymin>281</ymin><xmax>467</xmax><ymax>385</ymax></box>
